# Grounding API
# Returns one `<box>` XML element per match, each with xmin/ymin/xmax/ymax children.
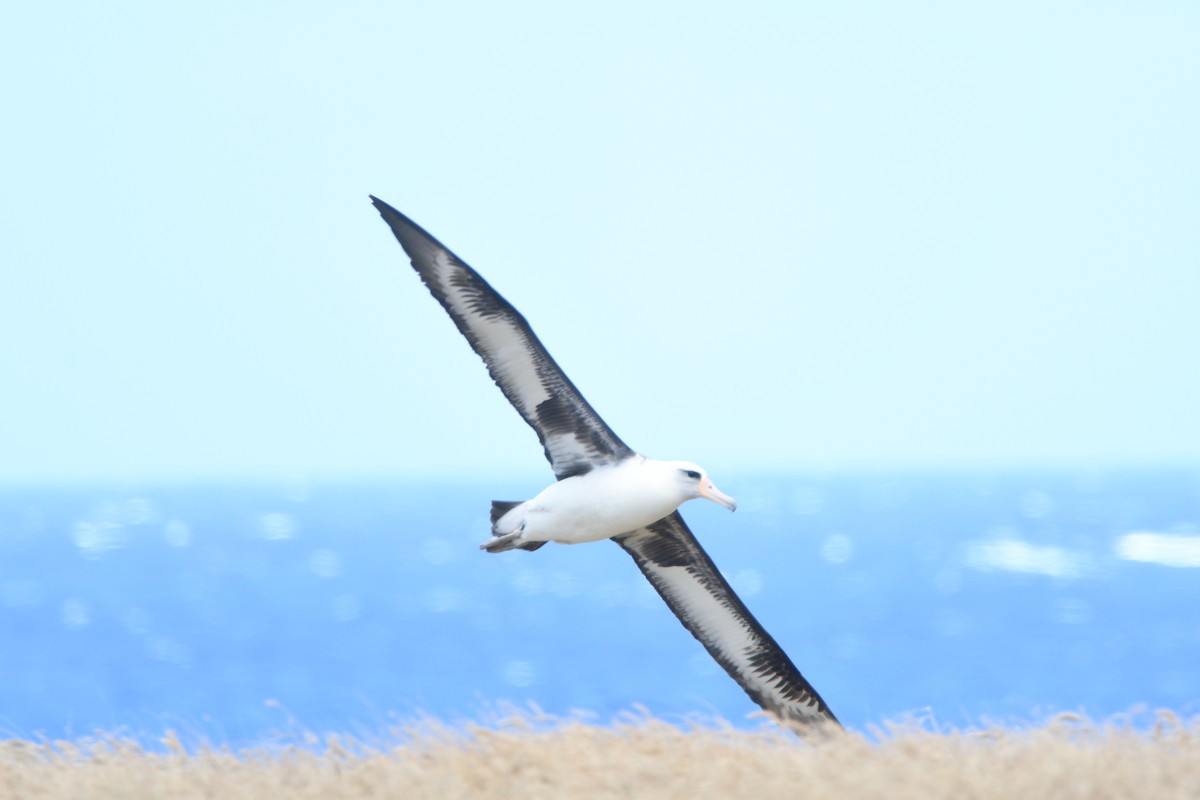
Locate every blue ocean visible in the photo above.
<box><xmin>2</xmin><ymin>469</ymin><xmax>1197</xmax><ymax>744</ymax></box>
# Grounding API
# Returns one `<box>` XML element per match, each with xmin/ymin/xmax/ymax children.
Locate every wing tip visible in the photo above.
<box><xmin>369</xmin><ymin>194</ymin><xmax>399</xmax><ymax>219</ymax></box>
<box><xmin>368</xmin><ymin>195</ymin><xmax>430</xmax><ymax>254</ymax></box>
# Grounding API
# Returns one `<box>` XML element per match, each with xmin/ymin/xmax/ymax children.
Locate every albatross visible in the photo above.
<box><xmin>370</xmin><ymin>196</ymin><xmax>838</xmax><ymax>728</ymax></box>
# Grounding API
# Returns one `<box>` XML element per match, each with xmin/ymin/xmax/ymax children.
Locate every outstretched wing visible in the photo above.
<box><xmin>371</xmin><ymin>196</ymin><xmax>634</xmax><ymax>480</ymax></box>
<box><xmin>614</xmin><ymin>513</ymin><xmax>838</xmax><ymax>727</ymax></box>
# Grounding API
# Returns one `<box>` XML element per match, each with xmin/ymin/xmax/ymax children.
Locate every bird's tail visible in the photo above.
<box><xmin>489</xmin><ymin>500</ymin><xmax>523</xmax><ymax>527</ymax></box>
<box><xmin>483</xmin><ymin>500</ymin><xmax>545</xmax><ymax>553</ymax></box>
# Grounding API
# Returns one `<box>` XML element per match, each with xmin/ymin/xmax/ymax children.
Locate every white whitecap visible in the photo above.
<box><xmin>964</xmin><ymin>539</ymin><xmax>1091</xmax><ymax>579</ymax></box>
<box><xmin>1115</xmin><ymin>531</ymin><xmax>1200</xmax><ymax>568</ymax></box>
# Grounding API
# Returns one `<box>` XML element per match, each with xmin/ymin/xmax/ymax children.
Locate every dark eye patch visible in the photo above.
<box><xmin>682</xmin><ymin>469</ymin><xmax>701</xmax><ymax>480</ymax></box>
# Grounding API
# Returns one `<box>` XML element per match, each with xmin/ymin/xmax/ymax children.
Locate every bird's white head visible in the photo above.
<box><xmin>669</xmin><ymin>461</ymin><xmax>737</xmax><ymax>512</ymax></box>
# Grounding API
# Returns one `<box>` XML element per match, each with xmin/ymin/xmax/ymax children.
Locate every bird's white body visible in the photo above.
<box><xmin>490</xmin><ymin>457</ymin><xmax>734</xmax><ymax>548</ymax></box>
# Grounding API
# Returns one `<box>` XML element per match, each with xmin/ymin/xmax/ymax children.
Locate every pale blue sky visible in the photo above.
<box><xmin>2</xmin><ymin>1</ymin><xmax>1197</xmax><ymax>482</ymax></box>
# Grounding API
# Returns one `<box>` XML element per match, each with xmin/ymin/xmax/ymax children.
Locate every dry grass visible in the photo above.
<box><xmin>2</xmin><ymin>707</ymin><xmax>1198</xmax><ymax>799</ymax></box>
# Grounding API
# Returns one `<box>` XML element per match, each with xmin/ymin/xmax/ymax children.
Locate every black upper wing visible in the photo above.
<box><xmin>614</xmin><ymin>513</ymin><xmax>838</xmax><ymax>728</ymax></box>
<box><xmin>370</xmin><ymin>196</ymin><xmax>633</xmax><ymax>480</ymax></box>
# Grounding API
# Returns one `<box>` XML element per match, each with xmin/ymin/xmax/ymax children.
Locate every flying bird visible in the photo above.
<box><xmin>370</xmin><ymin>196</ymin><xmax>838</xmax><ymax>728</ymax></box>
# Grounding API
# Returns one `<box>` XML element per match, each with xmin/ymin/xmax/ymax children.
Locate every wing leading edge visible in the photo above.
<box><xmin>615</xmin><ymin>513</ymin><xmax>838</xmax><ymax>727</ymax></box>
<box><xmin>370</xmin><ymin>196</ymin><xmax>632</xmax><ymax>480</ymax></box>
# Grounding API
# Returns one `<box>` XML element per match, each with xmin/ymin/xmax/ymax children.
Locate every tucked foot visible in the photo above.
<box><xmin>480</xmin><ymin>530</ymin><xmax>524</xmax><ymax>553</ymax></box>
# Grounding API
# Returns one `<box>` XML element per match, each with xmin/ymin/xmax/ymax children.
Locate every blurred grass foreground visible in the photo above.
<box><xmin>2</xmin><ymin>708</ymin><xmax>1198</xmax><ymax>799</ymax></box>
